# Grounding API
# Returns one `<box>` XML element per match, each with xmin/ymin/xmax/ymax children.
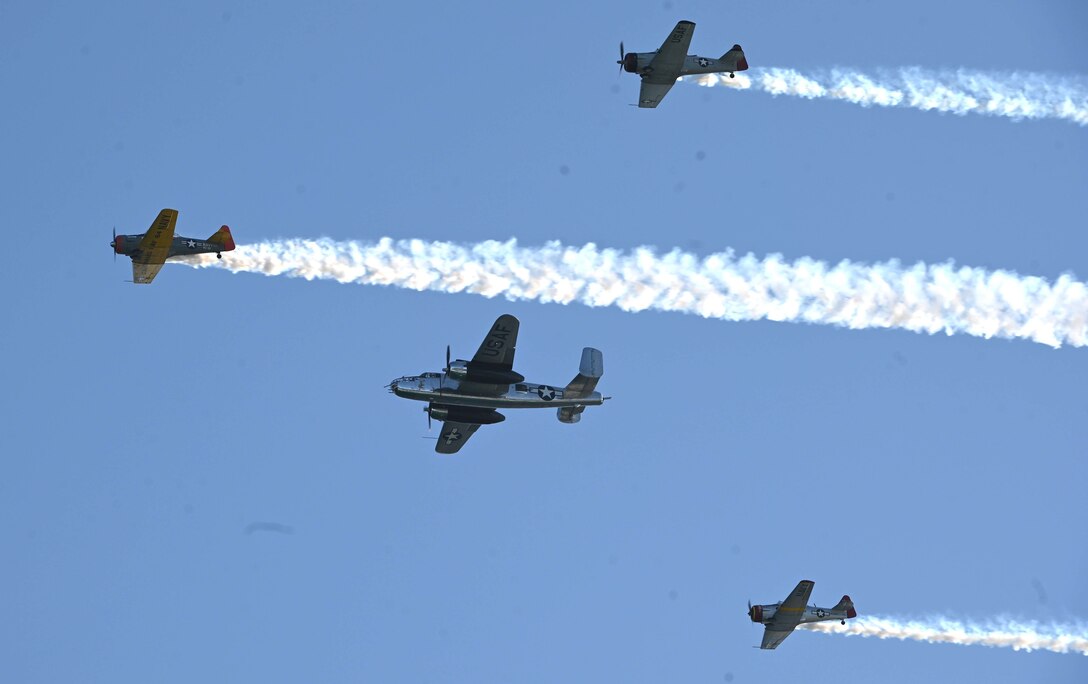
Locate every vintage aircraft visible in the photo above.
<box><xmin>111</xmin><ymin>208</ymin><xmax>235</xmax><ymax>284</ymax></box>
<box><xmin>387</xmin><ymin>314</ymin><xmax>607</xmax><ymax>454</ymax></box>
<box><xmin>617</xmin><ymin>20</ymin><xmax>748</xmax><ymax>108</ymax></box>
<box><xmin>749</xmin><ymin>580</ymin><xmax>857</xmax><ymax>650</ymax></box>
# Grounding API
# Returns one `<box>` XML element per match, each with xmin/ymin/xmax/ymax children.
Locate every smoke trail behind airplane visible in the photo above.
<box><xmin>801</xmin><ymin>615</ymin><xmax>1088</xmax><ymax>655</ymax></box>
<box><xmin>685</xmin><ymin>67</ymin><xmax>1088</xmax><ymax>125</ymax></box>
<box><xmin>179</xmin><ymin>238</ymin><xmax>1088</xmax><ymax>348</ymax></box>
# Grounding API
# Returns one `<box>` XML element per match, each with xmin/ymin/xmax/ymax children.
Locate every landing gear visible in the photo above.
<box><xmin>217</xmin><ymin>252</ymin><xmax>222</xmax><ymax>259</ymax></box>
<box><xmin>729</xmin><ymin>72</ymin><xmax>735</xmax><ymax>78</ymax></box>
<box><xmin>841</xmin><ymin>620</ymin><xmax>846</xmax><ymax>625</ymax></box>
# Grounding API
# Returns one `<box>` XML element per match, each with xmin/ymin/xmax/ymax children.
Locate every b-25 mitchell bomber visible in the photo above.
<box><xmin>388</xmin><ymin>314</ymin><xmax>606</xmax><ymax>454</ymax></box>
<box><xmin>617</xmin><ymin>20</ymin><xmax>748</xmax><ymax>108</ymax></box>
<box><xmin>749</xmin><ymin>580</ymin><xmax>857</xmax><ymax>650</ymax></box>
<box><xmin>111</xmin><ymin>208</ymin><xmax>235</xmax><ymax>284</ymax></box>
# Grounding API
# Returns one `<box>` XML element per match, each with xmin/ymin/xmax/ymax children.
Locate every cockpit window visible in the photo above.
<box><xmin>422</xmin><ymin>372</ymin><xmax>441</xmax><ymax>378</ymax></box>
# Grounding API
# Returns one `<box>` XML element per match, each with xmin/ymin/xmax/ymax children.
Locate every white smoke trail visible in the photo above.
<box><xmin>685</xmin><ymin>67</ymin><xmax>1088</xmax><ymax>125</ymax></box>
<box><xmin>178</xmin><ymin>238</ymin><xmax>1088</xmax><ymax>348</ymax></box>
<box><xmin>801</xmin><ymin>615</ymin><xmax>1088</xmax><ymax>655</ymax></box>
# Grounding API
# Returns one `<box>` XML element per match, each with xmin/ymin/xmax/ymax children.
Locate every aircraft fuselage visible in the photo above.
<box><xmin>389</xmin><ymin>372</ymin><xmax>603</xmax><ymax>409</ymax></box>
<box><xmin>111</xmin><ymin>233</ymin><xmax>228</xmax><ymax>260</ymax></box>
<box><xmin>623</xmin><ymin>52</ymin><xmax>743</xmax><ymax>78</ymax></box>
<box><xmin>749</xmin><ymin>603</ymin><xmax>856</xmax><ymax>625</ymax></box>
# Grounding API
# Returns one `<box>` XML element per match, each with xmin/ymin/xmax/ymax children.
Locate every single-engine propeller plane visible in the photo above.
<box><xmin>617</xmin><ymin>20</ymin><xmax>748</xmax><ymax>108</ymax></box>
<box><xmin>111</xmin><ymin>208</ymin><xmax>235</xmax><ymax>284</ymax></box>
<box><xmin>748</xmin><ymin>580</ymin><xmax>857</xmax><ymax>650</ymax></box>
<box><xmin>387</xmin><ymin>314</ymin><xmax>607</xmax><ymax>454</ymax></box>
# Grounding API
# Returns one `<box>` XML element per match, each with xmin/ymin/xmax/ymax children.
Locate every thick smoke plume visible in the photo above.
<box><xmin>179</xmin><ymin>238</ymin><xmax>1088</xmax><ymax>348</ymax></box>
<box><xmin>685</xmin><ymin>67</ymin><xmax>1088</xmax><ymax>125</ymax></box>
<box><xmin>801</xmin><ymin>615</ymin><xmax>1088</xmax><ymax>655</ymax></box>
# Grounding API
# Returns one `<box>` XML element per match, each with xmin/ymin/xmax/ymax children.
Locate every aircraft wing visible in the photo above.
<box><xmin>131</xmin><ymin>208</ymin><xmax>178</xmax><ymax>284</ymax></box>
<box><xmin>470</xmin><ymin>314</ymin><xmax>519</xmax><ymax>371</ymax></box>
<box><xmin>637</xmin><ymin>80</ymin><xmax>677</xmax><ymax>109</ymax></box>
<box><xmin>778</xmin><ymin>580</ymin><xmax>815</xmax><ymax>616</ymax></box>
<box><xmin>648</xmin><ymin>20</ymin><xmax>694</xmax><ymax>78</ymax></box>
<box><xmin>435</xmin><ymin>421</ymin><xmax>481</xmax><ymax>455</ymax></box>
<box><xmin>132</xmin><ymin>262</ymin><xmax>165</xmax><ymax>285</ymax></box>
<box><xmin>459</xmin><ymin>314</ymin><xmax>521</xmax><ymax>396</ymax></box>
<box><xmin>638</xmin><ymin>20</ymin><xmax>694</xmax><ymax>108</ymax></box>
<box><xmin>760</xmin><ymin>626</ymin><xmax>797</xmax><ymax>650</ymax></box>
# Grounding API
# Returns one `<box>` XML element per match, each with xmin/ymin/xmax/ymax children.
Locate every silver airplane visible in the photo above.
<box><xmin>617</xmin><ymin>20</ymin><xmax>748</xmax><ymax>108</ymax></box>
<box><xmin>387</xmin><ymin>314</ymin><xmax>607</xmax><ymax>454</ymax></box>
<box><xmin>748</xmin><ymin>580</ymin><xmax>857</xmax><ymax>650</ymax></box>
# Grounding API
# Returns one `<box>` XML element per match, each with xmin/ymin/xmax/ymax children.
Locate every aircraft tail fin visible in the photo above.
<box><xmin>719</xmin><ymin>44</ymin><xmax>749</xmax><ymax>71</ymax></box>
<box><xmin>207</xmin><ymin>225</ymin><xmax>236</xmax><ymax>251</ymax></box>
<box><xmin>832</xmin><ymin>595</ymin><xmax>857</xmax><ymax>619</ymax></box>
<box><xmin>557</xmin><ymin>347</ymin><xmax>604</xmax><ymax>424</ymax></box>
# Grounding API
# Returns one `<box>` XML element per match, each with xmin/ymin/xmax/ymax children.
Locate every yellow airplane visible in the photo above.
<box><xmin>111</xmin><ymin>208</ymin><xmax>235</xmax><ymax>284</ymax></box>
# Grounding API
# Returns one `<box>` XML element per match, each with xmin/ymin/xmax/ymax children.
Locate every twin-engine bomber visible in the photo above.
<box><xmin>618</xmin><ymin>20</ymin><xmax>748</xmax><ymax>108</ymax></box>
<box><xmin>112</xmin><ymin>208</ymin><xmax>235</xmax><ymax>284</ymax></box>
<box><xmin>749</xmin><ymin>580</ymin><xmax>857</xmax><ymax>650</ymax></box>
<box><xmin>388</xmin><ymin>314</ymin><xmax>607</xmax><ymax>454</ymax></box>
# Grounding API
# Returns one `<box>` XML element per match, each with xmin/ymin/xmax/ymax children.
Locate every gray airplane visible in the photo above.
<box><xmin>387</xmin><ymin>314</ymin><xmax>606</xmax><ymax>454</ymax></box>
<box><xmin>749</xmin><ymin>580</ymin><xmax>857</xmax><ymax>650</ymax></box>
<box><xmin>617</xmin><ymin>20</ymin><xmax>748</xmax><ymax>108</ymax></box>
<box><xmin>111</xmin><ymin>208</ymin><xmax>236</xmax><ymax>284</ymax></box>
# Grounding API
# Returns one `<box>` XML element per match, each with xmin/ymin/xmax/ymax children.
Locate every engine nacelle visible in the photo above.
<box><xmin>623</xmin><ymin>53</ymin><xmax>639</xmax><ymax>73</ymax></box>
<box><xmin>446</xmin><ymin>360</ymin><xmax>525</xmax><ymax>385</ymax></box>
<box><xmin>426</xmin><ymin>404</ymin><xmax>506</xmax><ymax>425</ymax></box>
<box><xmin>446</xmin><ymin>360</ymin><xmax>470</xmax><ymax>379</ymax></box>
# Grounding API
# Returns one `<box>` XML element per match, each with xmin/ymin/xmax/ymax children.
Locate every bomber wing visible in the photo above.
<box><xmin>470</xmin><ymin>313</ymin><xmax>519</xmax><ymax>371</ymax></box>
<box><xmin>760</xmin><ymin>580</ymin><xmax>815</xmax><ymax>649</ymax></box>
<box><xmin>459</xmin><ymin>314</ymin><xmax>521</xmax><ymax>397</ymax></box>
<box><xmin>131</xmin><ymin>208</ymin><xmax>178</xmax><ymax>284</ymax></box>
<box><xmin>639</xmin><ymin>20</ymin><xmax>694</xmax><ymax>108</ymax></box>
<box><xmin>436</xmin><ymin>421</ymin><xmax>481</xmax><ymax>455</ymax></box>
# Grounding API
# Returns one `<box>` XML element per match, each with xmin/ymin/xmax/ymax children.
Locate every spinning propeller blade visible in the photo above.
<box><xmin>617</xmin><ymin>41</ymin><xmax>625</xmax><ymax>75</ymax></box>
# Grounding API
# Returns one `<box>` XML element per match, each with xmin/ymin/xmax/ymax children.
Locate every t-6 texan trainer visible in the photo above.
<box><xmin>388</xmin><ymin>314</ymin><xmax>607</xmax><ymax>455</ymax></box>
<box><xmin>749</xmin><ymin>580</ymin><xmax>857</xmax><ymax>650</ymax></box>
<box><xmin>111</xmin><ymin>208</ymin><xmax>235</xmax><ymax>284</ymax></box>
<box><xmin>617</xmin><ymin>20</ymin><xmax>748</xmax><ymax>108</ymax></box>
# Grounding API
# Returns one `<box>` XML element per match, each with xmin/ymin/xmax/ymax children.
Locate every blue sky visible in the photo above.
<box><xmin>1</xmin><ymin>1</ymin><xmax>1086</xmax><ymax>681</ymax></box>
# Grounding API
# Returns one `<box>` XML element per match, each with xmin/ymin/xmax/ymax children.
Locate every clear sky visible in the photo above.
<box><xmin>1</xmin><ymin>1</ymin><xmax>1086</xmax><ymax>681</ymax></box>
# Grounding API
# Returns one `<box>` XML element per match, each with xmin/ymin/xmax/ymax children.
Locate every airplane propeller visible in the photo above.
<box><xmin>110</xmin><ymin>226</ymin><xmax>117</xmax><ymax>262</ymax></box>
<box><xmin>616</xmin><ymin>41</ymin><xmax>625</xmax><ymax>75</ymax></box>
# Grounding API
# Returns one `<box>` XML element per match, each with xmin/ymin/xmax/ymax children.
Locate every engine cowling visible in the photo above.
<box><xmin>623</xmin><ymin>53</ymin><xmax>639</xmax><ymax>73</ymax></box>
<box><xmin>748</xmin><ymin>604</ymin><xmax>776</xmax><ymax>624</ymax></box>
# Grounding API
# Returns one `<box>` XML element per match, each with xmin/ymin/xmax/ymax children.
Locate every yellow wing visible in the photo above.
<box><xmin>132</xmin><ymin>262</ymin><xmax>165</xmax><ymax>284</ymax></box>
<box><xmin>130</xmin><ymin>209</ymin><xmax>177</xmax><ymax>284</ymax></box>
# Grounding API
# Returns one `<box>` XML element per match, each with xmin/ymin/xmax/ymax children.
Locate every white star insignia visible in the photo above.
<box><xmin>698</xmin><ymin>58</ymin><xmax>710</xmax><ymax>67</ymax></box>
<box><xmin>186</xmin><ymin>239</ymin><xmax>196</xmax><ymax>248</ymax></box>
